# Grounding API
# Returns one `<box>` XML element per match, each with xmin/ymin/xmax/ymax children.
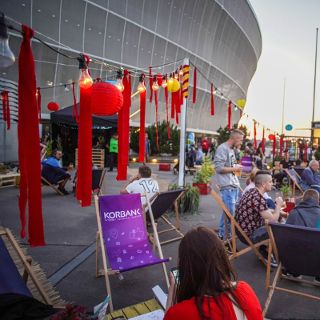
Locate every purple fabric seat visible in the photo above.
<box><xmin>98</xmin><ymin>193</ymin><xmax>169</xmax><ymax>272</ymax></box>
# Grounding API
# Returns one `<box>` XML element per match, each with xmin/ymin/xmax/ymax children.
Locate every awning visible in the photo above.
<box><xmin>50</xmin><ymin>104</ymin><xmax>118</xmax><ymax>127</ymax></box>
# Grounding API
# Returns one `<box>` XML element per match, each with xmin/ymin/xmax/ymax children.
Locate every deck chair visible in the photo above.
<box><xmin>263</xmin><ymin>222</ymin><xmax>320</xmax><ymax>316</ymax></box>
<box><xmin>0</xmin><ymin>227</ymin><xmax>65</xmax><ymax>308</ymax></box>
<box><xmin>92</xmin><ymin>168</ymin><xmax>107</xmax><ymax>195</ymax></box>
<box><xmin>146</xmin><ymin>189</ymin><xmax>185</xmax><ymax>245</ymax></box>
<box><xmin>210</xmin><ymin>189</ymin><xmax>268</xmax><ymax>266</ymax></box>
<box><xmin>94</xmin><ymin>193</ymin><xmax>170</xmax><ymax>311</ymax></box>
<box><xmin>284</xmin><ymin>168</ymin><xmax>305</xmax><ymax>196</ymax></box>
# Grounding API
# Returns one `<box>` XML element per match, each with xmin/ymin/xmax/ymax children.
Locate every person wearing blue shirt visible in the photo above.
<box><xmin>301</xmin><ymin>160</ymin><xmax>320</xmax><ymax>193</ymax></box>
<box><xmin>42</xmin><ymin>150</ymin><xmax>70</xmax><ymax>195</ymax></box>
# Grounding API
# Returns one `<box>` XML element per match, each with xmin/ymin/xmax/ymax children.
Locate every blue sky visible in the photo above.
<box><xmin>241</xmin><ymin>0</ymin><xmax>320</xmax><ymax>139</ymax></box>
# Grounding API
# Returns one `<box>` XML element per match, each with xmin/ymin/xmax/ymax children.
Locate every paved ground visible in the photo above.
<box><xmin>1</xmin><ymin>163</ymin><xmax>320</xmax><ymax>319</ymax></box>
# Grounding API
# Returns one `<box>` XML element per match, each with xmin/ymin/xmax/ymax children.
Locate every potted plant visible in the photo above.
<box><xmin>169</xmin><ymin>183</ymin><xmax>200</xmax><ymax>214</ymax></box>
<box><xmin>280</xmin><ymin>183</ymin><xmax>292</xmax><ymax>201</ymax></box>
<box><xmin>193</xmin><ymin>156</ymin><xmax>215</xmax><ymax>195</ymax></box>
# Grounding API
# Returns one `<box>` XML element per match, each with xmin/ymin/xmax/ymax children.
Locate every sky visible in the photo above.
<box><xmin>240</xmin><ymin>0</ymin><xmax>320</xmax><ymax>139</ymax></box>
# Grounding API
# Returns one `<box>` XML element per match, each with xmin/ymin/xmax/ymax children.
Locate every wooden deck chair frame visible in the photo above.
<box><xmin>93</xmin><ymin>168</ymin><xmax>107</xmax><ymax>196</ymax></box>
<box><xmin>41</xmin><ymin>176</ymin><xmax>64</xmax><ymax>196</ymax></box>
<box><xmin>0</xmin><ymin>228</ymin><xmax>65</xmax><ymax>308</ymax></box>
<box><xmin>284</xmin><ymin>168</ymin><xmax>304</xmax><ymax>196</ymax></box>
<box><xmin>263</xmin><ymin>222</ymin><xmax>320</xmax><ymax>316</ymax></box>
<box><xmin>94</xmin><ymin>194</ymin><xmax>170</xmax><ymax>312</ymax></box>
<box><xmin>149</xmin><ymin>191</ymin><xmax>185</xmax><ymax>245</ymax></box>
<box><xmin>210</xmin><ymin>189</ymin><xmax>268</xmax><ymax>266</ymax></box>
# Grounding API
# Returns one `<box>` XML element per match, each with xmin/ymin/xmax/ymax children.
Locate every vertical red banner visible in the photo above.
<box><xmin>227</xmin><ymin>101</ymin><xmax>232</xmax><ymax>129</ymax></box>
<box><xmin>76</xmin><ymin>86</ymin><xmax>92</xmax><ymax>207</ymax></box>
<box><xmin>210</xmin><ymin>84</ymin><xmax>214</xmax><ymax>116</ymax></box>
<box><xmin>253</xmin><ymin>121</ymin><xmax>257</xmax><ymax>149</ymax></box>
<box><xmin>261</xmin><ymin>127</ymin><xmax>265</xmax><ymax>153</ymax></box>
<box><xmin>138</xmin><ymin>90</ymin><xmax>146</xmax><ymax>162</ymax></box>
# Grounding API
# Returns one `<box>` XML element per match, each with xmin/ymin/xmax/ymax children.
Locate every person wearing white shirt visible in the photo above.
<box><xmin>120</xmin><ymin>165</ymin><xmax>159</xmax><ymax>207</ymax></box>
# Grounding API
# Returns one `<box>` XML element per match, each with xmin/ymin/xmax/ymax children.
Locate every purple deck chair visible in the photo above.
<box><xmin>95</xmin><ymin>193</ymin><xmax>170</xmax><ymax>311</ymax></box>
<box><xmin>264</xmin><ymin>222</ymin><xmax>320</xmax><ymax>316</ymax></box>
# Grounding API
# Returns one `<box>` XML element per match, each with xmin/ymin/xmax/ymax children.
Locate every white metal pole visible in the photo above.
<box><xmin>178</xmin><ymin>58</ymin><xmax>189</xmax><ymax>187</ymax></box>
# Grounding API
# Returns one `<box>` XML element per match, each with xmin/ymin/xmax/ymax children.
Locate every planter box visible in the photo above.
<box><xmin>193</xmin><ymin>183</ymin><xmax>210</xmax><ymax>195</ymax></box>
<box><xmin>159</xmin><ymin>163</ymin><xmax>171</xmax><ymax>171</ymax></box>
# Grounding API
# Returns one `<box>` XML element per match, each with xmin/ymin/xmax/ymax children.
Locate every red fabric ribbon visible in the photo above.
<box><xmin>149</xmin><ymin>67</ymin><xmax>153</xmax><ymax>103</ymax></box>
<box><xmin>253</xmin><ymin>121</ymin><xmax>257</xmax><ymax>148</ymax></box>
<box><xmin>36</xmin><ymin>87</ymin><xmax>41</xmax><ymax>123</ymax></box>
<box><xmin>155</xmin><ymin>90</ymin><xmax>159</xmax><ymax>150</ymax></box>
<box><xmin>210</xmin><ymin>84</ymin><xmax>215</xmax><ymax>116</ymax></box>
<box><xmin>71</xmin><ymin>82</ymin><xmax>79</xmax><ymax>123</ymax></box>
<box><xmin>138</xmin><ymin>88</ymin><xmax>146</xmax><ymax>162</ymax></box>
<box><xmin>262</xmin><ymin>127</ymin><xmax>265</xmax><ymax>153</ymax></box>
<box><xmin>76</xmin><ymin>82</ymin><xmax>92</xmax><ymax>207</ymax></box>
<box><xmin>193</xmin><ymin>67</ymin><xmax>197</xmax><ymax>104</ymax></box>
<box><xmin>18</xmin><ymin>25</ymin><xmax>44</xmax><ymax>246</ymax></box>
<box><xmin>1</xmin><ymin>91</ymin><xmax>10</xmax><ymax>129</ymax></box>
<box><xmin>227</xmin><ymin>101</ymin><xmax>232</xmax><ymax>129</ymax></box>
<box><xmin>165</xmin><ymin>87</ymin><xmax>170</xmax><ymax>139</ymax></box>
<box><xmin>272</xmin><ymin>135</ymin><xmax>276</xmax><ymax>159</ymax></box>
<box><xmin>279</xmin><ymin>136</ymin><xmax>284</xmax><ymax>158</ymax></box>
<box><xmin>172</xmin><ymin>91</ymin><xmax>180</xmax><ymax>124</ymax></box>
<box><xmin>117</xmin><ymin>70</ymin><xmax>131</xmax><ymax>180</ymax></box>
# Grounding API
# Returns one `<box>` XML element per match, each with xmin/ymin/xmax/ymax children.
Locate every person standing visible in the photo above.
<box><xmin>145</xmin><ymin>133</ymin><xmax>151</xmax><ymax>163</ymax></box>
<box><xmin>107</xmin><ymin>133</ymin><xmax>118</xmax><ymax>172</ymax></box>
<box><xmin>213</xmin><ymin>129</ymin><xmax>244</xmax><ymax>240</ymax></box>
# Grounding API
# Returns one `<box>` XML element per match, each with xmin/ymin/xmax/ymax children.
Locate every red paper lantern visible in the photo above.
<box><xmin>47</xmin><ymin>102</ymin><xmax>59</xmax><ymax>111</ymax></box>
<box><xmin>268</xmin><ymin>134</ymin><xmax>275</xmax><ymax>140</ymax></box>
<box><xmin>91</xmin><ymin>82</ymin><xmax>123</xmax><ymax>116</ymax></box>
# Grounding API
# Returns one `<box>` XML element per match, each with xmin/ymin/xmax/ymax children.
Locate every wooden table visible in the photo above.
<box><xmin>106</xmin><ymin>299</ymin><xmax>162</xmax><ymax>319</ymax></box>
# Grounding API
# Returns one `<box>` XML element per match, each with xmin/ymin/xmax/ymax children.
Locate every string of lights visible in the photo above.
<box><xmin>1</xmin><ymin>12</ymin><xmax>283</xmax><ymax>137</ymax></box>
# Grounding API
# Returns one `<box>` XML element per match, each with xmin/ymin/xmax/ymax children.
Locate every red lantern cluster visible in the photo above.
<box><xmin>91</xmin><ymin>82</ymin><xmax>123</xmax><ymax>116</ymax></box>
<box><xmin>47</xmin><ymin>102</ymin><xmax>59</xmax><ymax>111</ymax></box>
<box><xmin>268</xmin><ymin>134</ymin><xmax>275</xmax><ymax>140</ymax></box>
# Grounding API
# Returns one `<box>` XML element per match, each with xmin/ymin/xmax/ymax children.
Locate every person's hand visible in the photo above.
<box><xmin>166</xmin><ymin>272</ymin><xmax>177</xmax><ymax>311</ymax></box>
<box><xmin>233</xmin><ymin>164</ymin><xmax>243</xmax><ymax>172</ymax></box>
<box><xmin>275</xmin><ymin>197</ymin><xmax>284</xmax><ymax>207</ymax></box>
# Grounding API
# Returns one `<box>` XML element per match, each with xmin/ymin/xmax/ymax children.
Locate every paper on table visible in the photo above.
<box><xmin>129</xmin><ymin>309</ymin><xmax>164</xmax><ymax>320</ymax></box>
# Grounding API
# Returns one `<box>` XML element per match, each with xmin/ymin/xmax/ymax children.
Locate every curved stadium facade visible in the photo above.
<box><xmin>1</xmin><ymin>0</ymin><xmax>261</xmax><ymax>159</ymax></box>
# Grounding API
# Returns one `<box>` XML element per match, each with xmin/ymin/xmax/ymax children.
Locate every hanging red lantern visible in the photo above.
<box><xmin>268</xmin><ymin>134</ymin><xmax>275</xmax><ymax>140</ymax></box>
<box><xmin>47</xmin><ymin>102</ymin><xmax>59</xmax><ymax>111</ymax></box>
<box><xmin>91</xmin><ymin>81</ymin><xmax>123</xmax><ymax>116</ymax></box>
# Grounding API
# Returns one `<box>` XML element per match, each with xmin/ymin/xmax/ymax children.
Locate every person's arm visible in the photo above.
<box><xmin>120</xmin><ymin>175</ymin><xmax>139</xmax><ymax>194</ymax></box>
<box><xmin>165</xmin><ymin>272</ymin><xmax>177</xmax><ymax>312</ymax></box>
<box><xmin>260</xmin><ymin>197</ymin><xmax>284</xmax><ymax>222</ymax></box>
<box><xmin>214</xmin><ymin>147</ymin><xmax>241</xmax><ymax>174</ymax></box>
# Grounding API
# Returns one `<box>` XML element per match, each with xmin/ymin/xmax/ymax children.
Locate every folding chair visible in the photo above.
<box><xmin>210</xmin><ymin>189</ymin><xmax>268</xmax><ymax>266</ymax></box>
<box><xmin>41</xmin><ymin>174</ymin><xmax>64</xmax><ymax>196</ymax></box>
<box><xmin>92</xmin><ymin>168</ymin><xmax>107</xmax><ymax>195</ymax></box>
<box><xmin>94</xmin><ymin>193</ymin><xmax>170</xmax><ymax>311</ymax></box>
<box><xmin>147</xmin><ymin>189</ymin><xmax>185</xmax><ymax>245</ymax></box>
<box><xmin>284</xmin><ymin>168</ymin><xmax>305</xmax><ymax>196</ymax></box>
<box><xmin>263</xmin><ymin>222</ymin><xmax>320</xmax><ymax>316</ymax></box>
<box><xmin>0</xmin><ymin>227</ymin><xmax>65</xmax><ymax>307</ymax></box>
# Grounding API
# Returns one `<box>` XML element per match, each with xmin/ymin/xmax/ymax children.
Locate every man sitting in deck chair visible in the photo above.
<box><xmin>120</xmin><ymin>165</ymin><xmax>159</xmax><ymax>207</ymax></box>
<box><xmin>235</xmin><ymin>170</ymin><xmax>284</xmax><ymax>266</ymax></box>
<box><xmin>42</xmin><ymin>149</ymin><xmax>71</xmax><ymax>195</ymax></box>
<box><xmin>300</xmin><ymin>160</ymin><xmax>320</xmax><ymax>193</ymax></box>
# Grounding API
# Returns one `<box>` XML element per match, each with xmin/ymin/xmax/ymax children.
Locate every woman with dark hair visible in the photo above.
<box><xmin>164</xmin><ymin>227</ymin><xmax>263</xmax><ymax>320</ymax></box>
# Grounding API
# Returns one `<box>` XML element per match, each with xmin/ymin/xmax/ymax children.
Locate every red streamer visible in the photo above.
<box><xmin>262</xmin><ymin>127</ymin><xmax>265</xmax><ymax>153</ymax></box>
<box><xmin>76</xmin><ymin>84</ymin><xmax>93</xmax><ymax>207</ymax></box>
<box><xmin>272</xmin><ymin>135</ymin><xmax>276</xmax><ymax>159</ymax></box>
<box><xmin>172</xmin><ymin>91</ymin><xmax>180</xmax><ymax>124</ymax></box>
<box><xmin>165</xmin><ymin>87</ymin><xmax>170</xmax><ymax>139</ymax></box>
<box><xmin>36</xmin><ymin>87</ymin><xmax>41</xmax><ymax>123</ymax></box>
<box><xmin>155</xmin><ymin>90</ymin><xmax>159</xmax><ymax>151</ymax></box>
<box><xmin>138</xmin><ymin>88</ymin><xmax>146</xmax><ymax>162</ymax></box>
<box><xmin>1</xmin><ymin>91</ymin><xmax>10</xmax><ymax>129</ymax></box>
<box><xmin>117</xmin><ymin>70</ymin><xmax>131</xmax><ymax>180</ymax></box>
<box><xmin>227</xmin><ymin>101</ymin><xmax>232</xmax><ymax>129</ymax></box>
<box><xmin>279</xmin><ymin>136</ymin><xmax>284</xmax><ymax>158</ymax></box>
<box><xmin>253</xmin><ymin>121</ymin><xmax>257</xmax><ymax>149</ymax></box>
<box><xmin>210</xmin><ymin>84</ymin><xmax>215</xmax><ymax>116</ymax></box>
<box><xmin>18</xmin><ymin>25</ymin><xmax>44</xmax><ymax>246</ymax></box>
<box><xmin>149</xmin><ymin>67</ymin><xmax>153</xmax><ymax>103</ymax></box>
<box><xmin>193</xmin><ymin>67</ymin><xmax>197</xmax><ymax>103</ymax></box>
<box><xmin>71</xmin><ymin>82</ymin><xmax>79</xmax><ymax>123</ymax></box>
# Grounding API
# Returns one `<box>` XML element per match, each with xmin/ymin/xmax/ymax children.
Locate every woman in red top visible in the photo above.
<box><xmin>164</xmin><ymin>227</ymin><xmax>263</xmax><ymax>320</ymax></box>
